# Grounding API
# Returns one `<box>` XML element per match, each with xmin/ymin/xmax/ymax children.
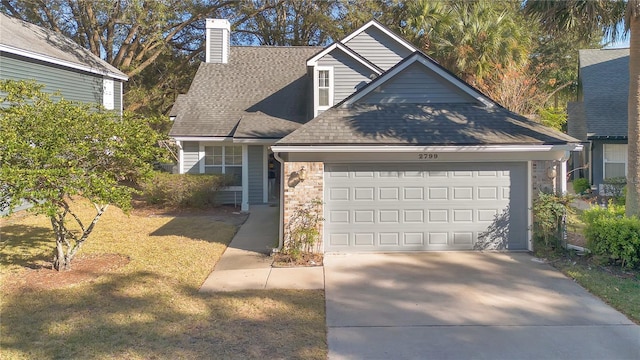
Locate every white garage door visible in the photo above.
<box><xmin>324</xmin><ymin>162</ymin><xmax>528</xmax><ymax>252</ymax></box>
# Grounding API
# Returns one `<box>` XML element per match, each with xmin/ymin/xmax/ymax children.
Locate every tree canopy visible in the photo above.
<box><xmin>0</xmin><ymin>80</ymin><xmax>164</xmax><ymax>270</ymax></box>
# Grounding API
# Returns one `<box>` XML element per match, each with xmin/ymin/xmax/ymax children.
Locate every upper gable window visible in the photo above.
<box><xmin>314</xmin><ymin>67</ymin><xmax>333</xmax><ymax>116</ymax></box>
<box><xmin>318</xmin><ymin>70</ymin><xmax>330</xmax><ymax>106</ymax></box>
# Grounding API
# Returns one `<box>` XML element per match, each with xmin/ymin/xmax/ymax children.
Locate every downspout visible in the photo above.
<box><xmin>273</xmin><ymin>151</ymin><xmax>285</xmax><ymax>250</ymax></box>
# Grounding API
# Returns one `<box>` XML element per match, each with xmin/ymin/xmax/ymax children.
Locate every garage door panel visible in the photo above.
<box><xmin>324</xmin><ymin>163</ymin><xmax>527</xmax><ymax>252</ymax></box>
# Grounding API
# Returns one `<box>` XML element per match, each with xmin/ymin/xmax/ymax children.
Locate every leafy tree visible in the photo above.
<box><xmin>232</xmin><ymin>0</ymin><xmax>344</xmax><ymax>45</ymax></box>
<box><xmin>0</xmin><ymin>80</ymin><xmax>164</xmax><ymax>270</ymax></box>
<box><xmin>524</xmin><ymin>0</ymin><xmax>640</xmax><ymax>217</ymax></box>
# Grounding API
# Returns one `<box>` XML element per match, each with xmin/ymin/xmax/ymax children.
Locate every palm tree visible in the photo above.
<box><xmin>525</xmin><ymin>0</ymin><xmax>640</xmax><ymax>217</ymax></box>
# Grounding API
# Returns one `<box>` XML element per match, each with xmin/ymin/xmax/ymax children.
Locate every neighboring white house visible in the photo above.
<box><xmin>170</xmin><ymin>19</ymin><xmax>581</xmax><ymax>253</ymax></box>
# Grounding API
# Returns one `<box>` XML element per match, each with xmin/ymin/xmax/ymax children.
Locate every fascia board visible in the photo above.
<box><xmin>271</xmin><ymin>144</ymin><xmax>583</xmax><ymax>153</ymax></box>
<box><xmin>0</xmin><ymin>44</ymin><xmax>128</xmax><ymax>81</ymax></box>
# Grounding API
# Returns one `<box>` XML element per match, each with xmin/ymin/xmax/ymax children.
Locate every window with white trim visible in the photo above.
<box><xmin>204</xmin><ymin>145</ymin><xmax>242</xmax><ymax>186</ymax></box>
<box><xmin>103</xmin><ymin>78</ymin><xmax>114</xmax><ymax>110</ymax></box>
<box><xmin>314</xmin><ymin>67</ymin><xmax>333</xmax><ymax>116</ymax></box>
<box><xmin>603</xmin><ymin>143</ymin><xmax>627</xmax><ymax>179</ymax></box>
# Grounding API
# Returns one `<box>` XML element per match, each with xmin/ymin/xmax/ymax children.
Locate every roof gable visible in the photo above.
<box><xmin>307</xmin><ymin>42</ymin><xmax>382</xmax><ymax>75</ymax></box>
<box><xmin>341</xmin><ymin>20</ymin><xmax>416</xmax><ymax>54</ymax></box>
<box><xmin>341</xmin><ymin>52</ymin><xmax>495</xmax><ymax>108</ymax></box>
<box><xmin>0</xmin><ymin>13</ymin><xmax>127</xmax><ymax>80</ymax></box>
<box><xmin>357</xmin><ymin>62</ymin><xmax>479</xmax><ymax>104</ymax></box>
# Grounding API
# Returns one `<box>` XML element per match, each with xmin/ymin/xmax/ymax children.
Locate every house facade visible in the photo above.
<box><xmin>171</xmin><ymin>19</ymin><xmax>581</xmax><ymax>252</ymax></box>
<box><xmin>567</xmin><ymin>48</ymin><xmax>628</xmax><ymax>194</ymax></box>
<box><xmin>0</xmin><ymin>13</ymin><xmax>128</xmax><ymax>112</ymax></box>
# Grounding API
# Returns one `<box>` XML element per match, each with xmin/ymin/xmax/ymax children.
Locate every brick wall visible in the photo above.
<box><xmin>282</xmin><ymin>161</ymin><xmax>324</xmax><ymax>252</ymax></box>
<box><xmin>532</xmin><ymin>160</ymin><xmax>559</xmax><ymax>197</ymax></box>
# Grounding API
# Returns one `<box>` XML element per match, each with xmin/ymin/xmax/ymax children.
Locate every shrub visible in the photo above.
<box><xmin>282</xmin><ymin>199</ymin><xmax>324</xmax><ymax>262</ymax></box>
<box><xmin>582</xmin><ymin>204</ymin><xmax>640</xmax><ymax>268</ymax></box>
<box><xmin>533</xmin><ymin>192</ymin><xmax>573</xmax><ymax>252</ymax></box>
<box><xmin>140</xmin><ymin>172</ymin><xmax>230</xmax><ymax>208</ymax></box>
<box><xmin>572</xmin><ymin>178</ymin><xmax>590</xmax><ymax>194</ymax></box>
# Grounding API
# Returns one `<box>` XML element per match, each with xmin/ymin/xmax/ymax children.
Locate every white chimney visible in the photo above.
<box><xmin>205</xmin><ymin>19</ymin><xmax>230</xmax><ymax>63</ymax></box>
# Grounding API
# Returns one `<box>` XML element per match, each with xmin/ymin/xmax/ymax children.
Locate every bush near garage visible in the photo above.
<box><xmin>140</xmin><ymin>172</ymin><xmax>230</xmax><ymax>208</ymax></box>
<box><xmin>572</xmin><ymin>178</ymin><xmax>591</xmax><ymax>195</ymax></box>
<box><xmin>533</xmin><ymin>192</ymin><xmax>573</xmax><ymax>253</ymax></box>
<box><xmin>582</xmin><ymin>204</ymin><xmax>640</xmax><ymax>269</ymax></box>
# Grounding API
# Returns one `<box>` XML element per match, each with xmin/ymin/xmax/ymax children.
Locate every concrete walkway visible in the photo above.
<box><xmin>199</xmin><ymin>204</ymin><xmax>324</xmax><ymax>292</ymax></box>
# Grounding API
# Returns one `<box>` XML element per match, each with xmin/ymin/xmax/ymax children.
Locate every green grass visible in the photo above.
<box><xmin>0</xmin><ymin>199</ymin><xmax>327</xmax><ymax>359</ymax></box>
<box><xmin>554</xmin><ymin>258</ymin><xmax>640</xmax><ymax>324</ymax></box>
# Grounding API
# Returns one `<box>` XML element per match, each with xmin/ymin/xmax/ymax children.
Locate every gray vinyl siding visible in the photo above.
<box><xmin>1</xmin><ymin>52</ymin><xmax>103</xmax><ymax>105</ymax></box>
<box><xmin>216</xmin><ymin>190</ymin><xmax>243</xmax><ymax>206</ymax></box>
<box><xmin>343</xmin><ymin>27</ymin><xmax>412</xmax><ymax>71</ymax></box>
<box><xmin>248</xmin><ymin>145</ymin><xmax>265</xmax><ymax>204</ymax></box>
<box><xmin>182</xmin><ymin>141</ymin><xmax>200</xmax><ymax>174</ymax></box>
<box><xmin>208</xmin><ymin>28</ymin><xmax>224</xmax><ymax>63</ymax></box>
<box><xmin>359</xmin><ymin>63</ymin><xmax>476</xmax><ymax>104</ymax></box>
<box><xmin>591</xmin><ymin>139</ymin><xmax>627</xmax><ymax>191</ymax></box>
<box><xmin>317</xmin><ymin>49</ymin><xmax>374</xmax><ymax>104</ymax></box>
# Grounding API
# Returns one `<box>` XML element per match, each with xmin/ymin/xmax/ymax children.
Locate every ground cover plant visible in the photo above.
<box><xmin>0</xmin><ymin>199</ymin><xmax>327</xmax><ymax>359</ymax></box>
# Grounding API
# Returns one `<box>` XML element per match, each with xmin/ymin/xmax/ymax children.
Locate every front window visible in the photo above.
<box><xmin>204</xmin><ymin>145</ymin><xmax>242</xmax><ymax>186</ymax></box>
<box><xmin>603</xmin><ymin>144</ymin><xmax>627</xmax><ymax>179</ymax></box>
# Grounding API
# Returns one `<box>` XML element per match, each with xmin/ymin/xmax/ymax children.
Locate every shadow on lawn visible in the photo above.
<box><xmin>149</xmin><ymin>217</ymin><xmax>238</xmax><ymax>245</ymax></box>
<box><xmin>1</xmin><ymin>270</ymin><xmax>326</xmax><ymax>359</ymax></box>
<box><xmin>0</xmin><ymin>224</ymin><xmax>53</xmax><ymax>268</ymax></box>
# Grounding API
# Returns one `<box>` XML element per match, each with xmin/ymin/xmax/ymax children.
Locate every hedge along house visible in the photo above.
<box><xmin>171</xmin><ymin>19</ymin><xmax>582</xmax><ymax>252</ymax></box>
<box><xmin>0</xmin><ymin>13</ymin><xmax>128</xmax><ymax>112</ymax></box>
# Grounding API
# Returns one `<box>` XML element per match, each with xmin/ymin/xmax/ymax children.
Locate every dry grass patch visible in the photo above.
<box><xmin>1</xmin><ymin>199</ymin><xmax>327</xmax><ymax>359</ymax></box>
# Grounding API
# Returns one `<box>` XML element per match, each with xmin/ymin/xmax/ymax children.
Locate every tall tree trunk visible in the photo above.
<box><xmin>627</xmin><ymin>15</ymin><xmax>640</xmax><ymax>217</ymax></box>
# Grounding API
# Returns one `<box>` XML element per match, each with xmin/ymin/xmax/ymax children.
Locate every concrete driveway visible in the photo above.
<box><xmin>324</xmin><ymin>252</ymin><xmax>639</xmax><ymax>360</ymax></box>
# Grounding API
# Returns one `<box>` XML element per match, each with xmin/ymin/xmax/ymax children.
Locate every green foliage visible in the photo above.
<box><xmin>0</xmin><ymin>80</ymin><xmax>164</xmax><ymax>269</ymax></box>
<box><xmin>603</xmin><ymin>177</ymin><xmax>627</xmax><ymax>200</ymax></box>
<box><xmin>537</xmin><ymin>106</ymin><xmax>567</xmax><ymax>132</ymax></box>
<box><xmin>582</xmin><ymin>204</ymin><xmax>640</xmax><ymax>268</ymax></box>
<box><xmin>573</xmin><ymin>178</ymin><xmax>591</xmax><ymax>194</ymax></box>
<box><xmin>140</xmin><ymin>172</ymin><xmax>230</xmax><ymax>208</ymax></box>
<box><xmin>283</xmin><ymin>199</ymin><xmax>324</xmax><ymax>261</ymax></box>
<box><xmin>533</xmin><ymin>192</ymin><xmax>573</xmax><ymax>251</ymax></box>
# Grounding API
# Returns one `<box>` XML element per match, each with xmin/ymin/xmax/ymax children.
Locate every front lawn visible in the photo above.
<box><xmin>0</xmin><ymin>199</ymin><xmax>326</xmax><ymax>359</ymax></box>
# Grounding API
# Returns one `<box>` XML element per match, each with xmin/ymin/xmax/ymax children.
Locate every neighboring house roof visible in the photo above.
<box><xmin>169</xmin><ymin>46</ymin><xmax>322</xmax><ymax>139</ymax></box>
<box><xmin>567</xmin><ymin>101</ymin><xmax>587</xmax><ymax>141</ymax></box>
<box><xmin>277</xmin><ymin>103</ymin><xmax>576</xmax><ymax>146</ymax></box>
<box><xmin>577</xmin><ymin>48</ymin><xmax>628</xmax><ymax>139</ymax></box>
<box><xmin>0</xmin><ymin>13</ymin><xmax>127</xmax><ymax>80</ymax></box>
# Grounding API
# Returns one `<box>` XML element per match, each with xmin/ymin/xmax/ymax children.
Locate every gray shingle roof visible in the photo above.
<box><xmin>578</xmin><ymin>48</ymin><xmax>628</xmax><ymax>138</ymax></box>
<box><xmin>0</xmin><ymin>13</ymin><xmax>126</xmax><ymax>79</ymax></box>
<box><xmin>169</xmin><ymin>46</ymin><xmax>322</xmax><ymax>138</ymax></box>
<box><xmin>567</xmin><ymin>101</ymin><xmax>587</xmax><ymax>140</ymax></box>
<box><xmin>277</xmin><ymin>103</ymin><xmax>578</xmax><ymax>145</ymax></box>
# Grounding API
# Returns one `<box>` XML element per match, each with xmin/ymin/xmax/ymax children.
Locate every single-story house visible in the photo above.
<box><xmin>568</xmin><ymin>48</ymin><xmax>628</xmax><ymax>194</ymax></box>
<box><xmin>170</xmin><ymin>19</ymin><xmax>581</xmax><ymax>252</ymax></box>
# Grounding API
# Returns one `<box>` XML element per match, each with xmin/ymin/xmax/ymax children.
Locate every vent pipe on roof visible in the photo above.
<box><xmin>205</xmin><ymin>19</ymin><xmax>230</xmax><ymax>64</ymax></box>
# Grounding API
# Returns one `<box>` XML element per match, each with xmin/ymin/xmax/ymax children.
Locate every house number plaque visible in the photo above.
<box><xmin>418</xmin><ymin>153</ymin><xmax>439</xmax><ymax>160</ymax></box>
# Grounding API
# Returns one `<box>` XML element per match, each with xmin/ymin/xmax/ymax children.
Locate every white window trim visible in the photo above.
<box><xmin>602</xmin><ymin>143</ymin><xmax>627</xmax><ymax>179</ymax></box>
<box><xmin>314</xmin><ymin>66</ymin><xmax>334</xmax><ymax>117</ymax></box>
<box><xmin>199</xmin><ymin>143</ymin><xmax>243</xmax><ymax>191</ymax></box>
